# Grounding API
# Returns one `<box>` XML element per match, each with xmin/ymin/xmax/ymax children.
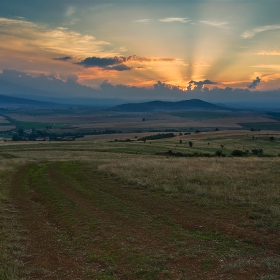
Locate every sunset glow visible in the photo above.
<box><xmin>0</xmin><ymin>0</ymin><xmax>280</xmax><ymax>101</ymax></box>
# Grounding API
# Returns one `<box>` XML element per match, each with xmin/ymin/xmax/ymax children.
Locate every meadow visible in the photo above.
<box><xmin>0</xmin><ymin>129</ymin><xmax>280</xmax><ymax>279</ymax></box>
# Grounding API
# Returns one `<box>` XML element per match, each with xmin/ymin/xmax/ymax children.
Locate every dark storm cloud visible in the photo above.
<box><xmin>153</xmin><ymin>81</ymin><xmax>181</xmax><ymax>92</ymax></box>
<box><xmin>103</xmin><ymin>65</ymin><xmax>133</xmax><ymax>71</ymax></box>
<box><xmin>189</xmin><ymin>79</ymin><xmax>217</xmax><ymax>86</ymax></box>
<box><xmin>1</xmin><ymin>69</ymin><xmax>280</xmax><ymax>105</ymax></box>
<box><xmin>248</xmin><ymin>77</ymin><xmax>261</xmax><ymax>89</ymax></box>
<box><xmin>0</xmin><ymin>69</ymin><xmax>93</xmax><ymax>96</ymax></box>
<box><xmin>187</xmin><ymin>79</ymin><xmax>217</xmax><ymax>91</ymax></box>
<box><xmin>76</xmin><ymin>56</ymin><xmax>126</xmax><ymax>68</ymax></box>
<box><xmin>76</xmin><ymin>55</ymin><xmax>177</xmax><ymax>71</ymax></box>
<box><xmin>53</xmin><ymin>56</ymin><xmax>72</xmax><ymax>61</ymax></box>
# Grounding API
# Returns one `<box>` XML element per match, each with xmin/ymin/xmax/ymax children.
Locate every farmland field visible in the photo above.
<box><xmin>1</xmin><ymin>107</ymin><xmax>279</xmax><ymax>135</ymax></box>
<box><xmin>1</xmin><ymin>128</ymin><xmax>280</xmax><ymax>279</ymax></box>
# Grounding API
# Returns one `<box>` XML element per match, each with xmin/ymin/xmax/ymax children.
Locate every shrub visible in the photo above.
<box><xmin>252</xmin><ymin>149</ymin><xmax>263</xmax><ymax>155</ymax></box>
<box><xmin>231</xmin><ymin>150</ymin><xmax>247</xmax><ymax>157</ymax></box>
<box><xmin>215</xmin><ymin>150</ymin><xmax>223</xmax><ymax>157</ymax></box>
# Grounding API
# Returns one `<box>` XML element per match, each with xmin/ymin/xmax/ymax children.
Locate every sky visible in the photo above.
<box><xmin>0</xmin><ymin>0</ymin><xmax>280</xmax><ymax>103</ymax></box>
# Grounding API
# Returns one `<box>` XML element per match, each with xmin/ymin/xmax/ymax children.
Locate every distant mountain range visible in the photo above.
<box><xmin>0</xmin><ymin>94</ymin><xmax>57</xmax><ymax>107</ymax></box>
<box><xmin>0</xmin><ymin>93</ymin><xmax>233</xmax><ymax>112</ymax></box>
<box><xmin>109</xmin><ymin>99</ymin><xmax>232</xmax><ymax>112</ymax></box>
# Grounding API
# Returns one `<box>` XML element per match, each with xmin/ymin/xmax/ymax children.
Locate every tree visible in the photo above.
<box><xmin>18</xmin><ymin>128</ymin><xmax>24</xmax><ymax>136</ymax></box>
<box><xmin>142</xmin><ymin>118</ymin><xmax>145</xmax><ymax>121</ymax></box>
<box><xmin>215</xmin><ymin>150</ymin><xmax>223</xmax><ymax>157</ymax></box>
<box><xmin>269</xmin><ymin>136</ymin><xmax>275</xmax><ymax>142</ymax></box>
<box><xmin>231</xmin><ymin>150</ymin><xmax>246</xmax><ymax>157</ymax></box>
<box><xmin>12</xmin><ymin>134</ymin><xmax>19</xmax><ymax>141</ymax></box>
<box><xmin>215</xmin><ymin>128</ymin><xmax>219</xmax><ymax>131</ymax></box>
<box><xmin>189</xmin><ymin>141</ymin><xmax>193</xmax><ymax>147</ymax></box>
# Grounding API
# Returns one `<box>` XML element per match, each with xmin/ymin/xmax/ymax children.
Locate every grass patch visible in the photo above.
<box><xmin>1</xmin><ymin>137</ymin><xmax>280</xmax><ymax>279</ymax></box>
<box><xmin>238</xmin><ymin>122</ymin><xmax>280</xmax><ymax>131</ymax></box>
<box><xmin>170</xmin><ymin>112</ymin><xmax>233</xmax><ymax>119</ymax></box>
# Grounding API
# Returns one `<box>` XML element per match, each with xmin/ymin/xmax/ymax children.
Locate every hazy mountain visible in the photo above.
<box><xmin>108</xmin><ymin>99</ymin><xmax>232</xmax><ymax>112</ymax></box>
<box><xmin>0</xmin><ymin>94</ymin><xmax>58</xmax><ymax>107</ymax></box>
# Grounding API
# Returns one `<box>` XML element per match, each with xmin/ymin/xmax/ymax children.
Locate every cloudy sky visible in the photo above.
<box><xmin>0</xmin><ymin>0</ymin><xmax>280</xmax><ymax>102</ymax></box>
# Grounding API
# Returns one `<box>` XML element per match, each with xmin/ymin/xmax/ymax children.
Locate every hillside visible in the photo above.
<box><xmin>0</xmin><ymin>93</ymin><xmax>59</xmax><ymax>107</ymax></box>
<box><xmin>108</xmin><ymin>99</ymin><xmax>231</xmax><ymax>112</ymax></box>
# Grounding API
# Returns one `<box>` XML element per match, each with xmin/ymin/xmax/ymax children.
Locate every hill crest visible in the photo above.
<box><xmin>108</xmin><ymin>99</ymin><xmax>231</xmax><ymax>112</ymax></box>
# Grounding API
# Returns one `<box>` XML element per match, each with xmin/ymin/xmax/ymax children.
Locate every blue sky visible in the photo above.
<box><xmin>0</xmin><ymin>0</ymin><xmax>280</xmax><ymax>101</ymax></box>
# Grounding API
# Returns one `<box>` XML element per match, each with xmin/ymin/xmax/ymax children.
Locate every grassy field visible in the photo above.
<box><xmin>169</xmin><ymin>111</ymin><xmax>235</xmax><ymax>119</ymax></box>
<box><xmin>2</xmin><ymin>107</ymin><xmax>279</xmax><ymax>134</ymax></box>
<box><xmin>0</xmin><ymin>131</ymin><xmax>280</xmax><ymax>279</ymax></box>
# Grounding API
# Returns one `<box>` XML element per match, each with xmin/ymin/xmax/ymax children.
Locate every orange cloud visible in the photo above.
<box><xmin>257</xmin><ymin>50</ymin><xmax>280</xmax><ymax>55</ymax></box>
<box><xmin>0</xmin><ymin>17</ymin><xmax>112</xmax><ymax>58</ymax></box>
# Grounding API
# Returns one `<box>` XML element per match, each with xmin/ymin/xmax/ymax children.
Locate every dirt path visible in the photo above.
<box><xmin>9</xmin><ymin>162</ymin><xmax>280</xmax><ymax>279</ymax></box>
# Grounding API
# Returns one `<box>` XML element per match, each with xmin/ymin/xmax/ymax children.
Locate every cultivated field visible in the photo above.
<box><xmin>1</xmin><ymin>108</ymin><xmax>279</xmax><ymax>136</ymax></box>
<box><xmin>1</xmin><ymin>130</ymin><xmax>280</xmax><ymax>279</ymax></box>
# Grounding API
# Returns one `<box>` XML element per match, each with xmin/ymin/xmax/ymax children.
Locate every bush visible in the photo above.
<box><xmin>252</xmin><ymin>149</ymin><xmax>263</xmax><ymax>155</ymax></box>
<box><xmin>231</xmin><ymin>150</ymin><xmax>247</xmax><ymax>157</ymax></box>
<box><xmin>215</xmin><ymin>150</ymin><xmax>223</xmax><ymax>157</ymax></box>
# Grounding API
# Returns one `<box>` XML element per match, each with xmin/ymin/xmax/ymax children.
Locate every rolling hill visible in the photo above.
<box><xmin>0</xmin><ymin>94</ymin><xmax>58</xmax><ymax>107</ymax></box>
<box><xmin>108</xmin><ymin>99</ymin><xmax>232</xmax><ymax>112</ymax></box>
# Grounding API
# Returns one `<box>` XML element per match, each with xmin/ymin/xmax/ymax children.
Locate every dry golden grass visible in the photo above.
<box><xmin>1</xmin><ymin>134</ymin><xmax>280</xmax><ymax>229</ymax></box>
<box><xmin>1</xmin><ymin>136</ymin><xmax>280</xmax><ymax>279</ymax></box>
<box><xmin>97</xmin><ymin>156</ymin><xmax>280</xmax><ymax>205</ymax></box>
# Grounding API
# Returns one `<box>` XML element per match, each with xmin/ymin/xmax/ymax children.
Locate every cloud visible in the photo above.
<box><xmin>0</xmin><ymin>69</ymin><xmax>94</xmax><ymax>97</ymax></box>
<box><xmin>248</xmin><ymin>77</ymin><xmax>261</xmax><ymax>89</ymax></box>
<box><xmin>0</xmin><ymin>17</ymin><xmax>111</xmax><ymax>57</ymax></box>
<box><xmin>200</xmin><ymin>20</ymin><xmax>228</xmax><ymax>29</ymax></box>
<box><xmin>2</xmin><ymin>69</ymin><xmax>280</xmax><ymax>104</ymax></box>
<box><xmin>66</xmin><ymin>6</ymin><xmax>75</xmax><ymax>17</ymax></box>
<box><xmin>104</xmin><ymin>65</ymin><xmax>133</xmax><ymax>71</ymax></box>
<box><xmin>76</xmin><ymin>55</ymin><xmax>183</xmax><ymax>71</ymax></box>
<box><xmin>188</xmin><ymin>79</ymin><xmax>217</xmax><ymax>91</ymax></box>
<box><xmin>77</xmin><ymin>56</ymin><xmax>126</xmax><ymax>68</ymax></box>
<box><xmin>153</xmin><ymin>81</ymin><xmax>181</xmax><ymax>92</ymax></box>
<box><xmin>257</xmin><ymin>50</ymin><xmax>280</xmax><ymax>55</ymax></box>
<box><xmin>189</xmin><ymin>79</ymin><xmax>217</xmax><ymax>86</ymax></box>
<box><xmin>189</xmin><ymin>62</ymin><xmax>210</xmax><ymax>67</ymax></box>
<box><xmin>241</xmin><ymin>25</ymin><xmax>280</xmax><ymax>38</ymax></box>
<box><xmin>132</xmin><ymin>19</ymin><xmax>151</xmax><ymax>23</ymax></box>
<box><xmin>250</xmin><ymin>65</ymin><xmax>280</xmax><ymax>70</ymax></box>
<box><xmin>126</xmin><ymin>55</ymin><xmax>176</xmax><ymax>63</ymax></box>
<box><xmin>53</xmin><ymin>56</ymin><xmax>72</xmax><ymax>61</ymax></box>
<box><xmin>159</xmin><ymin>17</ymin><xmax>190</xmax><ymax>23</ymax></box>
<box><xmin>76</xmin><ymin>56</ymin><xmax>135</xmax><ymax>71</ymax></box>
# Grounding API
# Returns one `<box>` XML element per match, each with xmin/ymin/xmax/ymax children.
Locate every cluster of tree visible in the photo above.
<box><xmin>156</xmin><ymin>150</ymin><xmax>212</xmax><ymax>157</ymax></box>
<box><xmin>251</xmin><ymin>149</ymin><xmax>263</xmax><ymax>155</ymax></box>
<box><xmin>85</xmin><ymin>129</ymin><xmax>123</xmax><ymax>135</ymax></box>
<box><xmin>12</xmin><ymin>128</ymin><xmax>83</xmax><ymax>141</ymax></box>
<box><xmin>156</xmin><ymin>148</ymin><xmax>267</xmax><ymax>158</ymax></box>
<box><xmin>12</xmin><ymin>128</ymin><xmax>123</xmax><ymax>141</ymax></box>
<box><xmin>113</xmin><ymin>138</ymin><xmax>132</xmax><ymax>142</ymax></box>
<box><xmin>215</xmin><ymin>150</ymin><xmax>226</xmax><ymax>157</ymax></box>
<box><xmin>138</xmin><ymin>133</ymin><xmax>175</xmax><ymax>141</ymax></box>
<box><xmin>231</xmin><ymin>150</ymin><xmax>248</xmax><ymax>157</ymax></box>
